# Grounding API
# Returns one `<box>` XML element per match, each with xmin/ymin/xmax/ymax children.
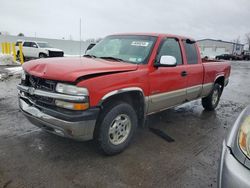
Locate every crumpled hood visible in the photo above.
<box><xmin>22</xmin><ymin>57</ymin><xmax>138</xmax><ymax>82</ymax></box>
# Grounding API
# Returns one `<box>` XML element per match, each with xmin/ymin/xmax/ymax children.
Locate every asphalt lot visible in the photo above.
<box><xmin>0</xmin><ymin>61</ymin><xmax>249</xmax><ymax>188</ymax></box>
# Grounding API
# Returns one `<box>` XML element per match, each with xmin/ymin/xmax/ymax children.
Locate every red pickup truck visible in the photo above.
<box><xmin>17</xmin><ymin>33</ymin><xmax>231</xmax><ymax>155</ymax></box>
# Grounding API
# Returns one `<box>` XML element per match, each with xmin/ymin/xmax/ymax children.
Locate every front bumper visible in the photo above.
<box><xmin>218</xmin><ymin>141</ymin><xmax>250</xmax><ymax>188</ymax></box>
<box><xmin>48</xmin><ymin>51</ymin><xmax>64</xmax><ymax>57</ymax></box>
<box><xmin>18</xmin><ymin>96</ymin><xmax>99</xmax><ymax>141</ymax></box>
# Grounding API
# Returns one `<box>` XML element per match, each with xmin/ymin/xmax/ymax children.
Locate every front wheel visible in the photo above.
<box><xmin>95</xmin><ymin>101</ymin><xmax>138</xmax><ymax>155</ymax></box>
<box><xmin>39</xmin><ymin>53</ymin><xmax>47</xmax><ymax>58</ymax></box>
<box><xmin>202</xmin><ymin>83</ymin><xmax>222</xmax><ymax>111</ymax></box>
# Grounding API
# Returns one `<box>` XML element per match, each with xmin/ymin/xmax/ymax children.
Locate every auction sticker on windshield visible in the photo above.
<box><xmin>131</xmin><ymin>41</ymin><xmax>149</xmax><ymax>47</ymax></box>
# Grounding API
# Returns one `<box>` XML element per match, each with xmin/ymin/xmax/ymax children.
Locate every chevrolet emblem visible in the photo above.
<box><xmin>28</xmin><ymin>87</ymin><xmax>35</xmax><ymax>95</ymax></box>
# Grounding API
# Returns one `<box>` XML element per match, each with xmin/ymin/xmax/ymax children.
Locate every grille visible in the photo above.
<box><xmin>22</xmin><ymin>74</ymin><xmax>57</xmax><ymax>106</ymax></box>
<box><xmin>26</xmin><ymin>75</ymin><xmax>57</xmax><ymax>92</ymax></box>
<box><xmin>48</xmin><ymin>51</ymin><xmax>64</xmax><ymax>57</ymax></box>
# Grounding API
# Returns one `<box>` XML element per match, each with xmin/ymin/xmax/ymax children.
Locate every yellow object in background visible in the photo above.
<box><xmin>1</xmin><ymin>43</ymin><xmax>5</xmax><ymax>54</ymax></box>
<box><xmin>18</xmin><ymin>43</ymin><xmax>24</xmax><ymax>64</ymax></box>
<box><xmin>12</xmin><ymin>43</ymin><xmax>16</xmax><ymax>62</ymax></box>
<box><xmin>4</xmin><ymin>42</ymin><xmax>8</xmax><ymax>54</ymax></box>
<box><xmin>6</xmin><ymin>43</ymin><xmax>11</xmax><ymax>54</ymax></box>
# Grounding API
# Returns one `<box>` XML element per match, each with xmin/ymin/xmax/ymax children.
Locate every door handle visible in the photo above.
<box><xmin>181</xmin><ymin>71</ymin><xmax>188</xmax><ymax>77</ymax></box>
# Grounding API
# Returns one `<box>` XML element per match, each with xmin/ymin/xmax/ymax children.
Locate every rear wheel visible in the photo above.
<box><xmin>95</xmin><ymin>101</ymin><xmax>138</xmax><ymax>155</ymax></box>
<box><xmin>202</xmin><ymin>83</ymin><xmax>222</xmax><ymax>111</ymax></box>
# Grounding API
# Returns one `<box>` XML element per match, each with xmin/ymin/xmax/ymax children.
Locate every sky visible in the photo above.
<box><xmin>1</xmin><ymin>0</ymin><xmax>250</xmax><ymax>43</ymax></box>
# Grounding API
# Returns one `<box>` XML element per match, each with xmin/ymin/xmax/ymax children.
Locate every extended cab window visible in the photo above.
<box><xmin>184</xmin><ymin>40</ymin><xmax>198</xmax><ymax>64</ymax></box>
<box><xmin>157</xmin><ymin>38</ymin><xmax>183</xmax><ymax>65</ymax></box>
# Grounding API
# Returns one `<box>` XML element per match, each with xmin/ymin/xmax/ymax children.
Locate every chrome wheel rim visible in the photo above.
<box><xmin>212</xmin><ymin>89</ymin><xmax>219</xmax><ymax>106</ymax></box>
<box><xmin>108</xmin><ymin>114</ymin><xmax>131</xmax><ymax>145</ymax></box>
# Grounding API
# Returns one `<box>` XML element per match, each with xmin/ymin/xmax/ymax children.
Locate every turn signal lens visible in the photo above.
<box><xmin>238</xmin><ymin>116</ymin><xmax>250</xmax><ymax>159</ymax></box>
<box><xmin>55</xmin><ymin>100</ymin><xmax>89</xmax><ymax>111</ymax></box>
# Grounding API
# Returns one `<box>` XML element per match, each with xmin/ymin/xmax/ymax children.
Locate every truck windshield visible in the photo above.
<box><xmin>86</xmin><ymin>35</ymin><xmax>157</xmax><ymax>64</ymax></box>
<box><xmin>37</xmin><ymin>42</ymin><xmax>52</xmax><ymax>48</ymax></box>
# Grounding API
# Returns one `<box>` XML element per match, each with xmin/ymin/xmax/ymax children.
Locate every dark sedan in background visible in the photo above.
<box><xmin>216</xmin><ymin>54</ymin><xmax>237</xmax><ymax>60</ymax></box>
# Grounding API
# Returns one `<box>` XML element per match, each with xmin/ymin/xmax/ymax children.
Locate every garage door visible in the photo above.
<box><xmin>203</xmin><ymin>47</ymin><xmax>214</xmax><ymax>58</ymax></box>
<box><xmin>215</xmin><ymin>48</ymin><xmax>226</xmax><ymax>55</ymax></box>
<box><xmin>204</xmin><ymin>47</ymin><xmax>213</xmax><ymax>54</ymax></box>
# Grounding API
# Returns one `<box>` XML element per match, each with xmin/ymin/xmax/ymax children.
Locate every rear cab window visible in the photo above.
<box><xmin>156</xmin><ymin>38</ymin><xmax>183</xmax><ymax>65</ymax></box>
<box><xmin>184</xmin><ymin>39</ymin><xmax>198</xmax><ymax>64</ymax></box>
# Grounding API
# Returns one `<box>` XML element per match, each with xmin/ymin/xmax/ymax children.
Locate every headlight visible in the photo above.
<box><xmin>55</xmin><ymin>100</ymin><xmax>89</xmax><ymax>111</ymax></box>
<box><xmin>238</xmin><ymin>115</ymin><xmax>250</xmax><ymax>159</ymax></box>
<box><xmin>21</xmin><ymin>70</ymin><xmax>26</xmax><ymax>80</ymax></box>
<box><xmin>56</xmin><ymin>83</ymin><xmax>89</xmax><ymax>96</ymax></box>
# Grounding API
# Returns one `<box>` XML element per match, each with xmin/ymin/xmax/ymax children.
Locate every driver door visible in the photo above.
<box><xmin>148</xmin><ymin>38</ymin><xmax>188</xmax><ymax>114</ymax></box>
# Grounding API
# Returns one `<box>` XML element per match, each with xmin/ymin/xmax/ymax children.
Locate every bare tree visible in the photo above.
<box><xmin>232</xmin><ymin>36</ymin><xmax>241</xmax><ymax>44</ymax></box>
<box><xmin>231</xmin><ymin>36</ymin><xmax>242</xmax><ymax>55</ymax></box>
<box><xmin>246</xmin><ymin>33</ymin><xmax>250</xmax><ymax>51</ymax></box>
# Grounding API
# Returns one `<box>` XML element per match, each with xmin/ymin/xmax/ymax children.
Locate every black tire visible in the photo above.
<box><xmin>95</xmin><ymin>101</ymin><xmax>138</xmax><ymax>155</ymax></box>
<box><xmin>17</xmin><ymin>51</ymin><xmax>25</xmax><ymax>62</ymax></box>
<box><xmin>39</xmin><ymin>53</ymin><xmax>47</xmax><ymax>58</ymax></box>
<box><xmin>202</xmin><ymin>83</ymin><xmax>222</xmax><ymax>111</ymax></box>
<box><xmin>16</xmin><ymin>51</ymin><xmax>20</xmax><ymax>61</ymax></box>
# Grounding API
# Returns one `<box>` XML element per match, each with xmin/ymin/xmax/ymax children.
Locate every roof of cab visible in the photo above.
<box><xmin>109</xmin><ymin>33</ymin><xmax>194</xmax><ymax>41</ymax></box>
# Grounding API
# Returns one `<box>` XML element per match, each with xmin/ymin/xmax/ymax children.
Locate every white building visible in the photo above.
<box><xmin>197</xmin><ymin>39</ymin><xmax>244</xmax><ymax>58</ymax></box>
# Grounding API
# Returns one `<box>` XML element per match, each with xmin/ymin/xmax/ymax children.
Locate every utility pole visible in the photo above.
<box><xmin>80</xmin><ymin>18</ymin><xmax>82</xmax><ymax>56</ymax></box>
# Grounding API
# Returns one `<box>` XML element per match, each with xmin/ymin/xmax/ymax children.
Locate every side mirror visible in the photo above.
<box><xmin>155</xmin><ymin>55</ymin><xmax>177</xmax><ymax>67</ymax></box>
<box><xmin>32</xmin><ymin>44</ymin><xmax>38</xmax><ymax>48</ymax></box>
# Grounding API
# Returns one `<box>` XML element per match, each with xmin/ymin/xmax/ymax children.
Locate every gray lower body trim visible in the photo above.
<box><xmin>201</xmin><ymin>83</ymin><xmax>214</xmax><ymax>97</ymax></box>
<box><xmin>147</xmin><ymin>88</ymin><xmax>186</xmax><ymax>114</ymax></box>
<box><xmin>146</xmin><ymin>83</ymin><xmax>214</xmax><ymax>115</ymax></box>
<box><xmin>186</xmin><ymin>85</ymin><xmax>203</xmax><ymax>101</ymax></box>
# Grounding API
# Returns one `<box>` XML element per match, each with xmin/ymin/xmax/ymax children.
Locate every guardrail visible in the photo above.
<box><xmin>1</xmin><ymin>42</ymin><xmax>24</xmax><ymax>64</ymax></box>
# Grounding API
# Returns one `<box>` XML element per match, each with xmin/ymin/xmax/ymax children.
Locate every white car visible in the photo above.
<box><xmin>15</xmin><ymin>40</ymin><xmax>64</xmax><ymax>59</ymax></box>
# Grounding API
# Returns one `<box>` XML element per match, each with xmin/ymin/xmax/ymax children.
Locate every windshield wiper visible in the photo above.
<box><xmin>83</xmin><ymin>54</ymin><xmax>97</xmax><ymax>58</ymax></box>
<box><xmin>98</xmin><ymin>56</ymin><xmax>125</xmax><ymax>62</ymax></box>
